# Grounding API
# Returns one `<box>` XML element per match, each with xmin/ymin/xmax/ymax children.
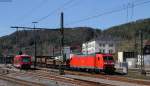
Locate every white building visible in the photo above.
<box><xmin>54</xmin><ymin>46</ymin><xmax>71</xmax><ymax>60</ymax></box>
<box><xmin>63</xmin><ymin>46</ymin><xmax>71</xmax><ymax>60</ymax></box>
<box><xmin>118</xmin><ymin>52</ymin><xmax>136</xmax><ymax>68</ymax></box>
<box><xmin>82</xmin><ymin>39</ymin><xmax>116</xmax><ymax>55</ymax></box>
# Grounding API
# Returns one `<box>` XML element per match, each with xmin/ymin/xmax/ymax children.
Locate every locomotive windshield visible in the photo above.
<box><xmin>103</xmin><ymin>56</ymin><xmax>113</xmax><ymax>61</ymax></box>
<box><xmin>22</xmin><ymin>57</ymin><xmax>30</xmax><ymax>62</ymax></box>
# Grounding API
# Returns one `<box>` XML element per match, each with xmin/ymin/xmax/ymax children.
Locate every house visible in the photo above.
<box><xmin>82</xmin><ymin>38</ymin><xmax>117</xmax><ymax>55</ymax></box>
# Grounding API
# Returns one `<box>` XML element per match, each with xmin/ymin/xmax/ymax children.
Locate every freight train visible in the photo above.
<box><xmin>13</xmin><ymin>54</ymin><xmax>32</xmax><ymax>69</ymax></box>
<box><xmin>37</xmin><ymin>53</ymin><xmax>115</xmax><ymax>73</ymax></box>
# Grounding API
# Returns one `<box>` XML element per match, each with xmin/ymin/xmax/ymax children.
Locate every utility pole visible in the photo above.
<box><xmin>134</xmin><ymin>32</ymin><xmax>138</xmax><ymax>68</ymax></box>
<box><xmin>12</xmin><ymin>27</ymin><xmax>22</xmax><ymax>54</ymax></box>
<box><xmin>59</xmin><ymin>12</ymin><xmax>65</xmax><ymax>75</ymax></box>
<box><xmin>52</xmin><ymin>47</ymin><xmax>55</xmax><ymax>56</ymax></box>
<box><xmin>139</xmin><ymin>30</ymin><xmax>145</xmax><ymax>75</ymax></box>
<box><xmin>61</xmin><ymin>12</ymin><xmax>65</xmax><ymax>62</ymax></box>
<box><xmin>16</xmin><ymin>27</ymin><xmax>18</xmax><ymax>48</ymax></box>
<box><xmin>32</xmin><ymin>22</ymin><xmax>38</xmax><ymax>69</ymax></box>
<box><xmin>16</xmin><ymin>27</ymin><xmax>20</xmax><ymax>52</ymax></box>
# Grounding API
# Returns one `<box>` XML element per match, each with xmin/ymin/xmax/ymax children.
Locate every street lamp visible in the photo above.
<box><xmin>32</xmin><ymin>22</ymin><xmax>38</xmax><ymax>69</ymax></box>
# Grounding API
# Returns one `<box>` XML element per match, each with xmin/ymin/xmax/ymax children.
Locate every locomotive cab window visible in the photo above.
<box><xmin>103</xmin><ymin>56</ymin><xmax>113</xmax><ymax>61</ymax></box>
<box><xmin>22</xmin><ymin>57</ymin><xmax>30</xmax><ymax>62</ymax></box>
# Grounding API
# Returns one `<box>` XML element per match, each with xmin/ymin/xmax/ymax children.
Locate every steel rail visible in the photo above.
<box><xmin>0</xmin><ymin>74</ymin><xmax>45</xmax><ymax>86</ymax></box>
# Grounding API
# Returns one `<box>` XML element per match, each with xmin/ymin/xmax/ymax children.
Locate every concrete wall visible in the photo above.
<box><xmin>118</xmin><ymin>52</ymin><xmax>123</xmax><ymax>63</ymax></box>
<box><xmin>126</xmin><ymin>58</ymin><xmax>136</xmax><ymax>68</ymax></box>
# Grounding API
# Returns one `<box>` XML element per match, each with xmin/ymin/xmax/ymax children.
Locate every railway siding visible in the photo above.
<box><xmin>7</xmin><ymin>73</ymin><xmax>76</xmax><ymax>86</ymax></box>
<box><xmin>0</xmin><ymin>67</ymin><xmax>76</xmax><ymax>86</ymax></box>
<box><xmin>1</xmin><ymin>64</ymin><xmax>149</xmax><ymax>86</ymax></box>
<box><xmin>63</xmin><ymin>74</ymin><xmax>148</xmax><ymax>86</ymax></box>
<box><xmin>6</xmin><ymin>69</ymin><xmax>113</xmax><ymax>86</ymax></box>
<box><xmin>0</xmin><ymin>74</ymin><xmax>45</xmax><ymax>86</ymax></box>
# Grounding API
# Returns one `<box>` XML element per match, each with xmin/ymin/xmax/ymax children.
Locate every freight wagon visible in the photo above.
<box><xmin>36</xmin><ymin>56</ymin><xmax>69</xmax><ymax>68</ymax></box>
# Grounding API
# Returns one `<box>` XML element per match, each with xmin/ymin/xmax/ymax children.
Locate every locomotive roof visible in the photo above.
<box><xmin>16</xmin><ymin>54</ymin><xmax>31</xmax><ymax>57</ymax></box>
<box><xmin>73</xmin><ymin>53</ymin><xmax>112</xmax><ymax>57</ymax></box>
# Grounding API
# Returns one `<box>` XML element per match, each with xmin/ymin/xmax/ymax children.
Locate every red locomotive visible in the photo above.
<box><xmin>13</xmin><ymin>54</ymin><xmax>32</xmax><ymax>69</ymax></box>
<box><xmin>69</xmin><ymin>53</ymin><xmax>115</xmax><ymax>73</ymax></box>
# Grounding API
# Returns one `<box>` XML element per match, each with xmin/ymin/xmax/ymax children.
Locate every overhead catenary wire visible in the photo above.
<box><xmin>65</xmin><ymin>0</ymin><xmax>150</xmax><ymax>26</ymax></box>
<box><xmin>35</xmin><ymin>0</ymin><xmax>74</xmax><ymax>22</ymax></box>
<box><xmin>16</xmin><ymin>0</ymin><xmax>49</xmax><ymax>22</ymax></box>
<box><xmin>126</xmin><ymin>1</ymin><xmax>135</xmax><ymax>21</ymax></box>
<box><xmin>126</xmin><ymin>3</ymin><xmax>129</xmax><ymax>22</ymax></box>
<box><xmin>61</xmin><ymin>0</ymin><xmax>82</xmax><ymax>11</ymax></box>
<box><xmin>131</xmin><ymin>2</ymin><xmax>135</xmax><ymax>20</ymax></box>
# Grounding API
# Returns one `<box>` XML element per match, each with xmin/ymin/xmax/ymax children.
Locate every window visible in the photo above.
<box><xmin>99</xmin><ymin>43</ymin><xmax>102</xmax><ymax>47</ymax></box>
<box><xmin>99</xmin><ymin>49</ymin><xmax>102</xmax><ymax>53</ymax></box>
<box><xmin>22</xmin><ymin>57</ymin><xmax>30</xmax><ymax>62</ymax></box>
<box><xmin>103</xmin><ymin>56</ymin><xmax>114</xmax><ymax>61</ymax></box>
<box><xmin>103</xmin><ymin>44</ymin><xmax>105</xmax><ymax>47</ymax></box>
<box><xmin>109</xmin><ymin>49</ymin><xmax>113</xmax><ymax>54</ymax></box>
<box><xmin>99</xmin><ymin>49</ymin><xmax>104</xmax><ymax>53</ymax></box>
<box><xmin>109</xmin><ymin>44</ymin><xmax>113</xmax><ymax>47</ymax></box>
<box><xmin>103</xmin><ymin>49</ymin><xmax>105</xmax><ymax>53</ymax></box>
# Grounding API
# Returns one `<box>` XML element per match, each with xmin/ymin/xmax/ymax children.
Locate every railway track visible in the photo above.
<box><xmin>10</xmin><ymin>70</ymin><xmax>113</xmax><ymax>86</ymax></box>
<box><xmin>39</xmin><ymin>67</ymin><xmax>150</xmax><ymax>86</ymax></box>
<box><xmin>1</xmin><ymin>65</ymin><xmax>149</xmax><ymax>86</ymax></box>
<box><xmin>65</xmin><ymin>70</ymin><xmax>150</xmax><ymax>85</ymax></box>
<box><xmin>0</xmin><ymin>74</ymin><xmax>45</xmax><ymax>86</ymax></box>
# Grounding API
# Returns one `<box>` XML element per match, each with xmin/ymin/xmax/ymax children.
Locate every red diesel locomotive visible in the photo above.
<box><xmin>13</xmin><ymin>55</ymin><xmax>32</xmax><ymax>69</ymax></box>
<box><xmin>69</xmin><ymin>53</ymin><xmax>115</xmax><ymax>73</ymax></box>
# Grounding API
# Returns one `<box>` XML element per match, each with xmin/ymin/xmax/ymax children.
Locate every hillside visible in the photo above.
<box><xmin>103</xmin><ymin>18</ymin><xmax>150</xmax><ymax>52</ymax></box>
<box><xmin>104</xmin><ymin>18</ymin><xmax>150</xmax><ymax>40</ymax></box>
<box><xmin>0</xmin><ymin>27</ymin><xmax>102</xmax><ymax>56</ymax></box>
<box><xmin>0</xmin><ymin>18</ymin><xmax>150</xmax><ymax>56</ymax></box>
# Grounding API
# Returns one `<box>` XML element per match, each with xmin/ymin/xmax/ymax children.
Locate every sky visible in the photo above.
<box><xmin>0</xmin><ymin>0</ymin><xmax>150</xmax><ymax>37</ymax></box>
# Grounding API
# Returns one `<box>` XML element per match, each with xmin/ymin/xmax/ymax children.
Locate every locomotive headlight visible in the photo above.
<box><xmin>110</xmin><ymin>62</ymin><xmax>115</xmax><ymax>65</ymax></box>
<box><xmin>104</xmin><ymin>62</ymin><xmax>115</xmax><ymax>65</ymax></box>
